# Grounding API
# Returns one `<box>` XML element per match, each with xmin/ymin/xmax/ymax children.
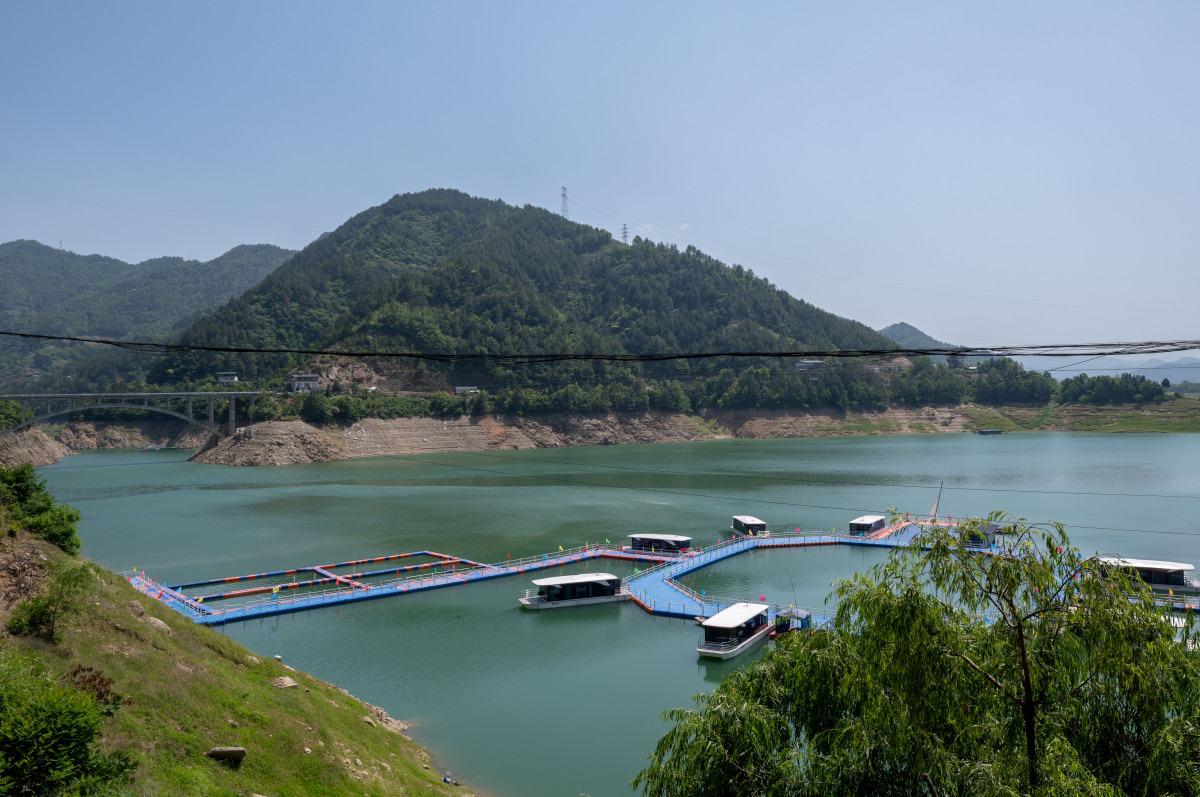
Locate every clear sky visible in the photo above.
<box><xmin>2</xmin><ymin>2</ymin><xmax>1197</xmax><ymax>349</ymax></box>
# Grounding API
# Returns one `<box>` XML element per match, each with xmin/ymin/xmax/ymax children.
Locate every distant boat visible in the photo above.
<box><xmin>977</xmin><ymin>429</ymin><xmax>1003</xmax><ymax>435</ymax></box>
<box><xmin>139</xmin><ymin>445</ymin><xmax>178</xmax><ymax>451</ymax></box>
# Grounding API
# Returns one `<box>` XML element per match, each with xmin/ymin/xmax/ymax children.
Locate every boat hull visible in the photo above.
<box><xmin>519</xmin><ymin>592</ymin><xmax>631</xmax><ymax>610</ymax></box>
<box><xmin>696</xmin><ymin>625</ymin><xmax>772</xmax><ymax>659</ymax></box>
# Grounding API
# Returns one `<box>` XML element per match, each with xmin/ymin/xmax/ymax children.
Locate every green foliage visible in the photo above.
<box><xmin>300</xmin><ymin>391</ymin><xmax>332</xmax><ymax>424</ymax></box>
<box><xmin>0</xmin><ymin>650</ymin><xmax>135</xmax><ymax>795</ymax></box>
<box><xmin>428</xmin><ymin>392</ymin><xmax>464</xmax><ymax>417</ymax></box>
<box><xmin>1058</xmin><ymin>372</ymin><xmax>1167</xmax><ymax>405</ymax></box>
<box><xmin>635</xmin><ymin>517</ymin><xmax>1200</xmax><ymax>796</ymax></box>
<box><xmin>0</xmin><ymin>401</ymin><xmax>20</xmax><ymax>431</ymax></box>
<box><xmin>0</xmin><ymin>464</ymin><xmax>82</xmax><ymax>554</ymax></box>
<box><xmin>7</xmin><ymin>561</ymin><xmax>93</xmax><ymax>641</ymax></box>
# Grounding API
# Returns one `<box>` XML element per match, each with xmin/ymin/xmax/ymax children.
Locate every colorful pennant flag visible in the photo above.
<box><xmin>758</xmin><ymin>594</ymin><xmax>766</xmax><ymax>601</ymax></box>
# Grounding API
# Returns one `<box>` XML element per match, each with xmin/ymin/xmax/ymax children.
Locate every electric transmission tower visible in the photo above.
<box><xmin>621</xmin><ymin>224</ymin><xmax>629</xmax><ymax>245</ymax></box>
<box><xmin>560</xmin><ymin>186</ymin><xmax>568</xmax><ymax>219</ymax></box>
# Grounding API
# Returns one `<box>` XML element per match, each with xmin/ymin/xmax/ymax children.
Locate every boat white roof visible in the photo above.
<box><xmin>628</xmin><ymin>533</ymin><xmax>692</xmax><ymax>542</ymax></box>
<box><xmin>1098</xmin><ymin>556</ymin><xmax>1194</xmax><ymax>572</ymax></box>
<box><xmin>850</xmin><ymin>515</ymin><xmax>886</xmax><ymax>525</ymax></box>
<box><xmin>702</xmin><ymin>602</ymin><xmax>769</xmax><ymax>628</ymax></box>
<box><xmin>531</xmin><ymin>572</ymin><xmax>620</xmax><ymax>587</ymax></box>
<box><xmin>732</xmin><ymin>515</ymin><xmax>766</xmax><ymax>524</ymax></box>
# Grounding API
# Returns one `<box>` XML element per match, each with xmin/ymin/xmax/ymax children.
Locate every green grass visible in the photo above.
<box><xmin>2</xmin><ymin>535</ymin><xmax>464</xmax><ymax>797</ymax></box>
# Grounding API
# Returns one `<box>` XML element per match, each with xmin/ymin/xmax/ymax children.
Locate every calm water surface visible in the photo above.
<box><xmin>40</xmin><ymin>433</ymin><xmax>1200</xmax><ymax>796</ymax></box>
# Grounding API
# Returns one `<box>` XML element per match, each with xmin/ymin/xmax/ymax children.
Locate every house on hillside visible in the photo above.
<box><xmin>290</xmin><ymin>374</ymin><xmax>320</xmax><ymax>393</ymax></box>
<box><xmin>216</xmin><ymin>372</ymin><xmax>239</xmax><ymax>386</ymax></box>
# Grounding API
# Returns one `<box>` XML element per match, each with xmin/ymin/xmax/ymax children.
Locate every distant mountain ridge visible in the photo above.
<box><xmin>0</xmin><ymin>240</ymin><xmax>295</xmax><ymax>388</ymax></box>
<box><xmin>154</xmin><ymin>189</ymin><xmax>897</xmax><ymax>386</ymax></box>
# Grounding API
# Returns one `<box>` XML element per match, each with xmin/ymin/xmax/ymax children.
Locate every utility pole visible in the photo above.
<box><xmin>621</xmin><ymin>224</ymin><xmax>629</xmax><ymax>245</ymax></box>
<box><xmin>560</xmin><ymin>186</ymin><xmax>568</xmax><ymax>220</ymax></box>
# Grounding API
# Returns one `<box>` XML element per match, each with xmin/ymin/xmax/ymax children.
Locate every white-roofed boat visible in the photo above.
<box><xmin>848</xmin><ymin>515</ymin><xmax>886</xmax><ymax>535</ymax></box>
<box><xmin>518</xmin><ymin>572</ymin><xmax>629</xmax><ymax>610</ymax></box>
<box><xmin>1097</xmin><ymin>556</ymin><xmax>1198</xmax><ymax>595</ymax></box>
<box><xmin>731</xmin><ymin>515</ymin><xmax>768</xmax><ymax>536</ymax></box>
<box><xmin>697</xmin><ymin>602</ymin><xmax>771</xmax><ymax>659</ymax></box>
<box><xmin>626</xmin><ymin>533</ymin><xmax>692</xmax><ymax>556</ymax></box>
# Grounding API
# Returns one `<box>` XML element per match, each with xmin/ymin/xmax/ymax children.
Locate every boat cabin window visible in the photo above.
<box><xmin>540</xmin><ymin>579</ymin><xmax>619</xmax><ymax>602</ymax></box>
<box><xmin>629</xmin><ymin>536</ymin><xmax>691</xmax><ymax>554</ymax></box>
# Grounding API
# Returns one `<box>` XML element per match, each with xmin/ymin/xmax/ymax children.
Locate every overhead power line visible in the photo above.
<box><xmin>2</xmin><ymin>329</ymin><xmax>1199</xmax><ymax>365</ymax></box>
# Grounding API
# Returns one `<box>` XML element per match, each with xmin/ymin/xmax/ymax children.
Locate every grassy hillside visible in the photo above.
<box><xmin>957</xmin><ymin>397</ymin><xmax>1200</xmax><ymax>433</ymax></box>
<box><xmin>0</xmin><ymin>532</ymin><xmax>466</xmax><ymax>796</ymax></box>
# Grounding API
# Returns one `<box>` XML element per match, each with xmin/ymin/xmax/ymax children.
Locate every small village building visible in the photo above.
<box><xmin>216</xmin><ymin>372</ymin><xmax>239</xmax><ymax>385</ymax></box>
<box><xmin>290</xmin><ymin>374</ymin><xmax>320</xmax><ymax>393</ymax></box>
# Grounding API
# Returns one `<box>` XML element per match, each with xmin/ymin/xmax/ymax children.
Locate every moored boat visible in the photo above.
<box><xmin>626</xmin><ymin>533</ymin><xmax>692</xmax><ymax>556</ymax></box>
<box><xmin>697</xmin><ymin>602</ymin><xmax>771</xmax><ymax>659</ymax></box>
<box><xmin>1097</xmin><ymin>556</ymin><xmax>1199</xmax><ymax>596</ymax></box>
<box><xmin>519</xmin><ymin>572</ymin><xmax>629</xmax><ymax>610</ymax></box>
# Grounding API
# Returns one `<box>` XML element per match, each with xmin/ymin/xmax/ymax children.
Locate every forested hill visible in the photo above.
<box><xmin>0</xmin><ymin>240</ymin><xmax>295</xmax><ymax>341</ymax></box>
<box><xmin>152</xmin><ymin>189</ymin><xmax>895</xmax><ymax>385</ymax></box>
<box><xmin>0</xmin><ymin>240</ymin><xmax>295</xmax><ymax>389</ymax></box>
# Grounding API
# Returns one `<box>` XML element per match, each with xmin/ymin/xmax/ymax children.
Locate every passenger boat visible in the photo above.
<box><xmin>518</xmin><ymin>573</ymin><xmax>629</xmax><ymax>610</ymax></box>
<box><xmin>848</xmin><ymin>515</ymin><xmax>886</xmax><ymax>536</ymax></box>
<box><xmin>626</xmin><ymin>533</ymin><xmax>692</xmax><ymax>556</ymax></box>
<box><xmin>731</xmin><ymin>515</ymin><xmax>768</xmax><ymax>537</ymax></box>
<box><xmin>697</xmin><ymin>602</ymin><xmax>771</xmax><ymax>659</ymax></box>
<box><xmin>1097</xmin><ymin>557</ymin><xmax>1198</xmax><ymax>596</ymax></box>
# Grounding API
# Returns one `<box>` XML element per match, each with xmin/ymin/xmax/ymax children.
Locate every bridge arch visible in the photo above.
<box><xmin>1</xmin><ymin>403</ymin><xmax>227</xmax><ymax>439</ymax></box>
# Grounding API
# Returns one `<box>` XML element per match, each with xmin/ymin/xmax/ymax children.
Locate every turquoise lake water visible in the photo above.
<box><xmin>39</xmin><ymin>432</ymin><xmax>1200</xmax><ymax>796</ymax></box>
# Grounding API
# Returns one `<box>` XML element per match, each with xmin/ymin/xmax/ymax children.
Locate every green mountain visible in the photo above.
<box><xmin>153</xmin><ymin>189</ymin><xmax>895</xmax><ymax>387</ymax></box>
<box><xmin>0</xmin><ymin>240</ymin><xmax>295</xmax><ymax>389</ymax></box>
<box><xmin>876</xmin><ymin>321</ymin><xmax>956</xmax><ymax>350</ymax></box>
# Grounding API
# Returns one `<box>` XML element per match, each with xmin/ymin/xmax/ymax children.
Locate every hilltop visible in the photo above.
<box><xmin>151</xmin><ymin>189</ymin><xmax>895</xmax><ymax>387</ymax></box>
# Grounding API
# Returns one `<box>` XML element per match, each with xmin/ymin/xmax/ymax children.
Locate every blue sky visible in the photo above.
<box><xmin>2</xmin><ymin>2</ymin><xmax>1197</xmax><ymax>350</ymax></box>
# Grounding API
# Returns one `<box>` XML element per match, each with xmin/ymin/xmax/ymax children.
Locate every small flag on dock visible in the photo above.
<box><xmin>559</xmin><ymin>546</ymin><xmax>564</xmax><ymax>551</ymax></box>
<box><xmin>506</xmin><ymin>553</ymin><xmax>511</xmax><ymax>559</ymax></box>
<box><xmin>196</xmin><ymin>596</ymin><xmax>204</xmax><ymax>603</ymax></box>
<box><xmin>269</xmin><ymin>585</ymin><xmax>280</xmax><ymax>600</ymax></box>
<box><xmin>605</xmin><ymin>538</ymin><xmax>610</xmax><ymax>544</ymax></box>
<box><xmin>758</xmin><ymin>594</ymin><xmax>766</xmax><ymax>601</ymax></box>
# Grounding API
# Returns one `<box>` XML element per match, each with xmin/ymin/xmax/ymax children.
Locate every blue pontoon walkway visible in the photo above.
<box><xmin>126</xmin><ymin>521</ymin><xmax>924</xmax><ymax>626</ymax></box>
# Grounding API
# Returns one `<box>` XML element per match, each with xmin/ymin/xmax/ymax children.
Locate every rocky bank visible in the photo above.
<box><xmin>189</xmin><ymin>407</ymin><xmax>975</xmax><ymax>466</ymax></box>
<box><xmin>2</xmin><ymin>406</ymin><xmax>981</xmax><ymax>467</ymax></box>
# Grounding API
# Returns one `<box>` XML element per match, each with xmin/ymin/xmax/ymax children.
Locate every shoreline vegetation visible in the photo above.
<box><xmin>2</xmin><ymin>398</ymin><xmax>1199</xmax><ymax>468</ymax></box>
<box><xmin>0</xmin><ymin>465</ymin><xmax>472</xmax><ymax>796</ymax></box>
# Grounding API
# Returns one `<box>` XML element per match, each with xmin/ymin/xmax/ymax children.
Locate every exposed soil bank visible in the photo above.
<box><xmin>6</xmin><ymin>400</ymin><xmax>1197</xmax><ymax>467</ymax></box>
<box><xmin>189</xmin><ymin>408</ymin><xmax>971</xmax><ymax>466</ymax></box>
<box><xmin>0</xmin><ymin>427</ymin><xmax>75</xmax><ymax>467</ymax></box>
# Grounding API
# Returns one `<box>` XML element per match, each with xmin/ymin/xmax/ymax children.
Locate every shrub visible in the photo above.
<box><xmin>0</xmin><ymin>651</ymin><xmax>135</xmax><ymax>795</ymax></box>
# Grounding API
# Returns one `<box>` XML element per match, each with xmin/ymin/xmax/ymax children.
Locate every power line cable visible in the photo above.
<box><xmin>2</xmin><ymin>329</ymin><xmax>1199</xmax><ymax>363</ymax></box>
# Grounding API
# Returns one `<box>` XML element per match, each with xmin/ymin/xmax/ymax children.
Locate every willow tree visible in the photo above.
<box><xmin>634</xmin><ymin>515</ymin><xmax>1200</xmax><ymax>796</ymax></box>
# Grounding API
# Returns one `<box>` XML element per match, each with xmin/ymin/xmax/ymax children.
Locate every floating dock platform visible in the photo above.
<box><xmin>127</xmin><ymin>521</ymin><xmax>924</xmax><ymax>627</ymax></box>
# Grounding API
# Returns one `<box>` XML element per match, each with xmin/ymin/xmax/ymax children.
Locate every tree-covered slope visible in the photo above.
<box><xmin>154</xmin><ymin>189</ymin><xmax>895</xmax><ymax>385</ymax></box>
<box><xmin>0</xmin><ymin>240</ymin><xmax>295</xmax><ymax>389</ymax></box>
<box><xmin>0</xmin><ymin>240</ymin><xmax>295</xmax><ymax>340</ymax></box>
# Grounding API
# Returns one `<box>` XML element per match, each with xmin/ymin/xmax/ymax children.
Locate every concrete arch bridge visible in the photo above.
<box><xmin>0</xmin><ymin>392</ymin><xmax>268</xmax><ymax>439</ymax></box>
